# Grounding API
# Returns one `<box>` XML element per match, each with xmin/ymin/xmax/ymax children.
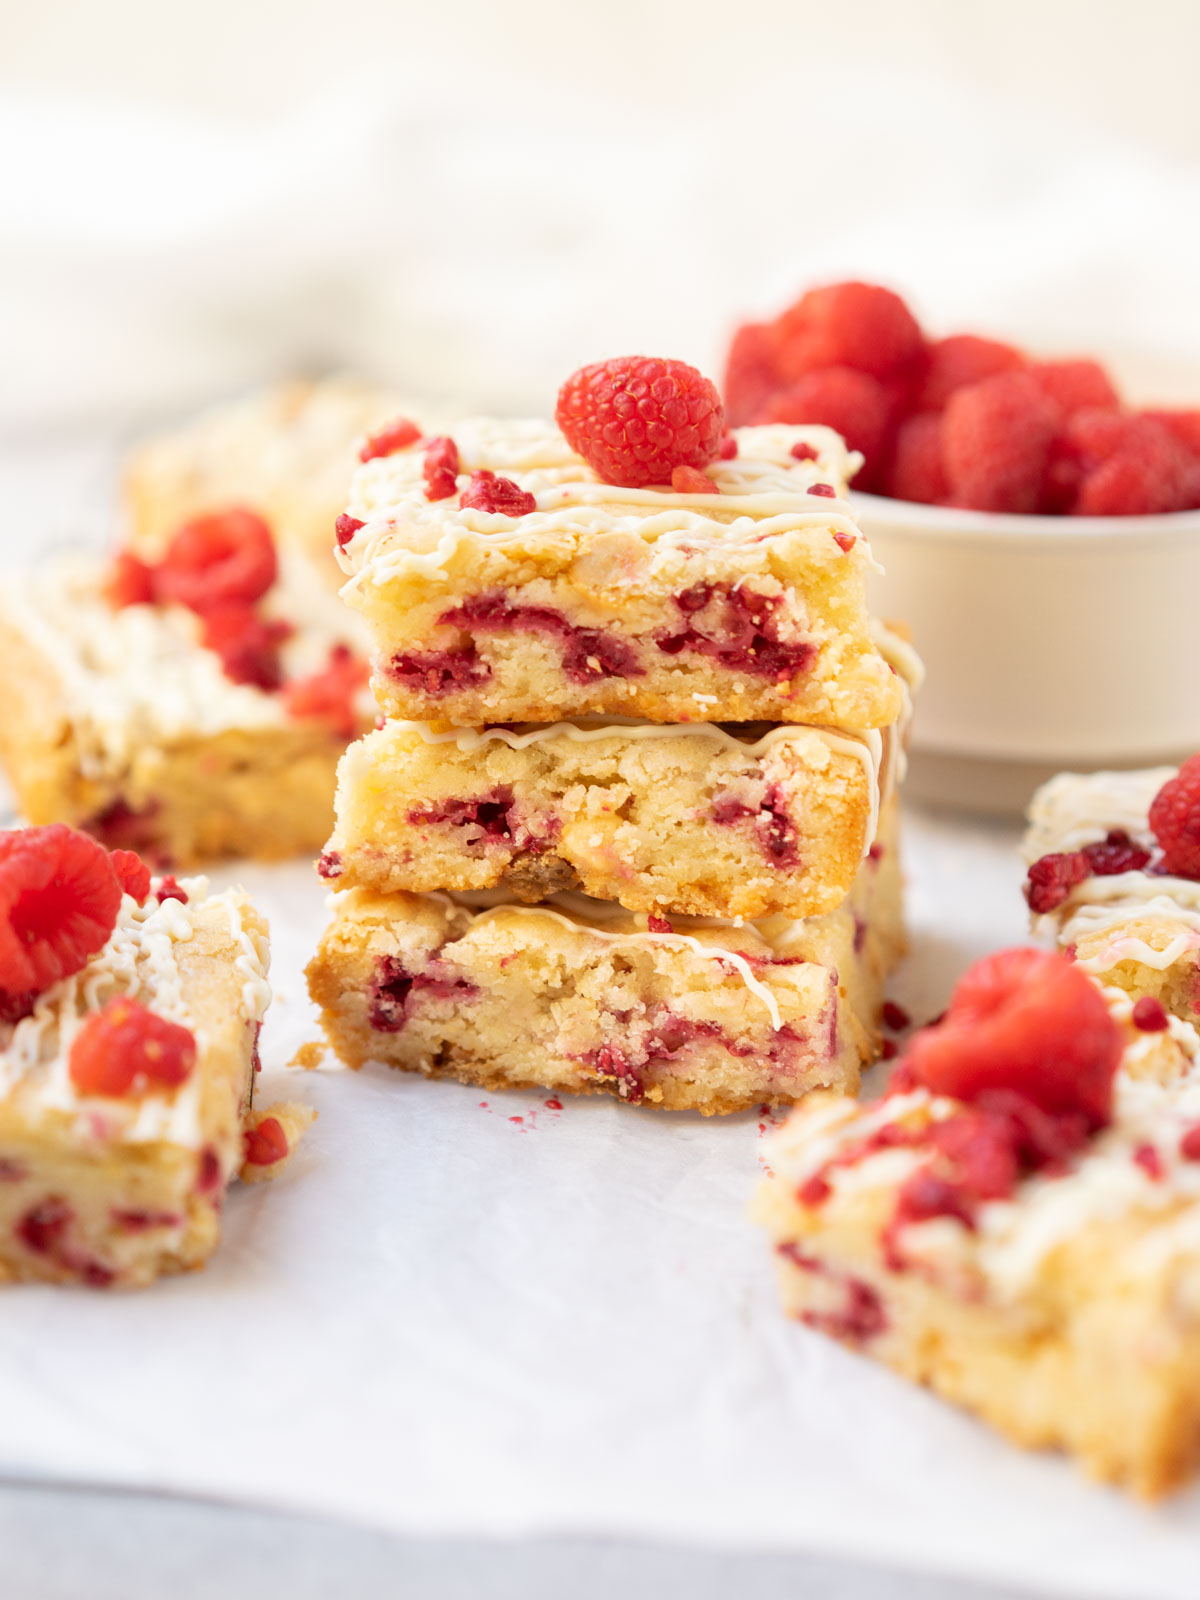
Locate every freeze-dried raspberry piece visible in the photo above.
<box><xmin>760</xmin><ymin>366</ymin><xmax>890</xmax><ymax>484</ymax></box>
<box><xmin>243</xmin><ymin>1115</ymin><xmax>289</xmax><ymax>1167</ymax></box>
<box><xmin>723</xmin><ymin>322</ymin><xmax>779</xmax><ymax>427</ymax></box>
<box><xmin>905</xmin><ymin>947</ymin><xmax>1122</xmax><ymax>1128</ymax></box>
<box><xmin>1023</xmin><ymin>849</ymin><xmax>1090</xmax><ymax>913</ymax></box>
<box><xmin>109</xmin><ymin>849</ymin><xmax>151</xmax><ymax>905</ymax></box>
<box><xmin>555</xmin><ymin>356</ymin><xmax>725</xmax><ymax>488</ymax></box>
<box><xmin>1080</xmin><ymin>829</ymin><xmax>1151</xmax><ymax>876</ymax></box>
<box><xmin>1072</xmin><ymin>416</ymin><xmax>1192</xmax><ymax>515</ymax></box>
<box><xmin>106</xmin><ymin>550</ymin><xmax>157</xmax><ymax>609</ymax></box>
<box><xmin>335</xmin><ymin>513</ymin><xmax>364</xmax><ymax>548</ymax></box>
<box><xmin>283</xmin><ymin>643</ymin><xmax>368</xmax><ymax>738</ymax></box>
<box><xmin>942</xmin><ymin>373</ymin><xmax>1058</xmax><ymax>513</ymax></box>
<box><xmin>155</xmin><ymin>508</ymin><xmax>278</xmax><ymax>613</ymax></box>
<box><xmin>772</xmin><ymin>281</ymin><xmax>924</xmax><ymax>384</ymax></box>
<box><xmin>1028</xmin><ymin>360</ymin><xmax>1119</xmax><ymax>416</ymax></box>
<box><xmin>459</xmin><ymin>470</ymin><xmax>537</xmax><ymax>516</ymax></box>
<box><xmin>200</xmin><ymin>604</ymin><xmax>292</xmax><ymax>691</ymax></box>
<box><xmin>1149</xmin><ymin>754</ymin><xmax>1200</xmax><ymax>879</ymax></box>
<box><xmin>915</xmin><ymin>334</ymin><xmax>1026</xmax><ymax>412</ymax></box>
<box><xmin>423</xmin><ymin>437</ymin><xmax>460</xmax><ymax>501</ymax></box>
<box><xmin>0</xmin><ymin>825</ymin><xmax>122</xmax><ymax>1012</ymax></box>
<box><xmin>1132</xmin><ymin>996</ymin><xmax>1170</xmax><ymax>1033</ymax></box>
<box><xmin>359</xmin><ymin>416</ymin><xmax>420</xmax><ymax>462</ymax></box>
<box><xmin>790</xmin><ymin>441</ymin><xmax>819</xmax><ymax>462</ymax></box>
<box><xmin>670</xmin><ymin>464</ymin><xmax>719</xmax><ymax>494</ymax></box>
<box><xmin>69</xmin><ymin>996</ymin><xmax>196</xmax><ymax>1096</ymax></box>
<box><xmin>155</xmin><ymin>875</ymin><xmax>188</xmax><ymax>905</ymax></box>
<box><xmin>886</xmin><ymin>413</ymin><xmax>948</xmax><ymax>503</ymax></box>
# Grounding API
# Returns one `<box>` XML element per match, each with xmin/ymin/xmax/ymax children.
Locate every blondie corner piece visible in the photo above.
<box><xmin>337</xmin><ymin>420</ymin><xmax>904</xmax><ymax>730</ymax></box>
<box><xmin>0</xmin><ymin>555</ymin><xmax>370</xmax><ymax>866</ymax></box>
<box><xmin>754</xmin><ymin>952</ymin><xmax>1200</xmax><ymax>1498</ymax></box>
<box><xmin>0</xmin><ymin>870</ymin><xmax>275</xmax><ymax>1288</ymax></box>
<box><xmin>1022</xmin><ymin>766</ymin><xmax>1200</xmax><ymax>1026</ymax></box>
<box><xmin>308</xmin><ymin>802</ymin><xmax>904</xmax><ymax>1115</ymax></box>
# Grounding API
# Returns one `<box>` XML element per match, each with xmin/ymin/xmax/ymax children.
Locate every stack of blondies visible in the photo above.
<box><xmin>308</xmin><ymin>361</ymin><xmax>919</xmax><ymax>1114</ymax></box>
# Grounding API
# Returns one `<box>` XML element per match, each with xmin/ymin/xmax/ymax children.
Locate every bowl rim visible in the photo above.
<box><xmin>851</xmin><ymin>489</ymin><xmax>1200</xmax><ymax>546</ymax></box>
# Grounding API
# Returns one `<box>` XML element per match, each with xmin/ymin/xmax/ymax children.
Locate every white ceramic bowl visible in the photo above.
<box><xmin>853</xmin><ymin>493</ymin><xmax>1200</xmax><ymax>806</ymax></box>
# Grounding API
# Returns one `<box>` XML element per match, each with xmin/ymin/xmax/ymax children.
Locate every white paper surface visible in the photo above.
<box><xmin>0</xmin><ymin>806</ymin><xmax>1198</xmax><ymax>1600</ymax></box>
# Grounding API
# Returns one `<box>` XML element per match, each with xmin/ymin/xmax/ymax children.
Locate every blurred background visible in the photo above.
<box><xmin>4</xmin><ymin>0</ymin><xmax>1200</xmax><ymax>450</ymax></box>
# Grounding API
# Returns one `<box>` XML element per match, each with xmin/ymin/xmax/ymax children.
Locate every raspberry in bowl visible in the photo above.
<box><xmin>723</xmin><ymin>283</ymin><xmax>1200</xmax><ymax>808</ymax></box>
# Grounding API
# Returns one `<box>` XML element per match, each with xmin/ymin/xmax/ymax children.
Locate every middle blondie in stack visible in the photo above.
<box><xmin>308</xmin><ymin>384</ymin><xmax>918</xmax><ymax>1113</ymax></box>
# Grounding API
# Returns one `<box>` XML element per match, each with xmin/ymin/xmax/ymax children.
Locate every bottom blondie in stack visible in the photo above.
<box><xmin>308</xmin><ymin>364</ymin><xmax>920</xmax><ymax>1113</ymax></box>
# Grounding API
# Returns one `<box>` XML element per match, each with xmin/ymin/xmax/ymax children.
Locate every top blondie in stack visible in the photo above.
<box><xmin>308</xmin><ymin>358</ymin><xmax>919</xmax><ymax>1113</ymax></box>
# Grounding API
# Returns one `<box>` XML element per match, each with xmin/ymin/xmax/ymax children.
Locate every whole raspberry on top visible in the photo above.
<box><xmin>556</xmin><ymin>357</ymin><xmax>725</xmax><ymax>488</ymax></box>
<box><xmin>1149</xmin><ymin>754</ymin><xmax>1200</xmax><ymax>879</ymax></box>
<box><xmin>69</xmin><ymin>996</ymin><xmax>196</xmax><ymax>1097</ymax></box>
<box><xmin>904</xmin><ymin>947</ymin><xmax>1122</xmax><ymax>1130</ymax></box>
<box><xmin>0</xmin><ymin>826</ymin><xmax>123</xmax><ymax>1020</ymax></box>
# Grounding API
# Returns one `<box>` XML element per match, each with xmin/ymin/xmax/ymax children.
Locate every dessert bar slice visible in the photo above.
<box><xmin>0</xmin><ymin>547</ymin><xmax>370</xmax><ymax>866</ymax></box>
<box><xmin>337</xmin><ymin>420</ymin><xmax>903</xmax><ymax>729</ymax></box>
<box><xmin>754</xmin><ymin>948</ymin><xmax>1200</xmax><ymax>1497</ymax></box>
<box><xmin>0</xmin><ymin>825</ymin><xmax>306</xmax><ymax>1288</ymax></box>
<box><xmin>1022</xmin><ymin>763</ymin><xmax>1200</xmax><ymax>1026</ymax></box>
<box><xmin>308</xmin><ymin>802</ymin><xmax>903</xmax><ymax>1115</ymax></box>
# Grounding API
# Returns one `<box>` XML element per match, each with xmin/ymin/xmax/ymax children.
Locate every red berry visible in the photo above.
<box><xmin>915</xmin><ymin>334</ymin><xmax>1026</xmax><ymax>411</ymax></box>
<box><xmin>1063</xmin><ymin>407</ymin><xmax>1131</xmax><ymax>467</ymax></box>
<box><xmin>283</xmin><ymin>643</ymin><xmax>368</xmax><ymax>739</ymax></box>
<box><xmin>0</xmin><ymin>826</ymin><xmax>121</xmax><ymax>1012</ymax></box>
<box><xmin>1132</xmin><ymin>996</ymin><xmax>1169</xmax><ymax>1033</ymax></box>
<box><xmin>670</xmin><ymin>464</ymin><xmax>719</xmax><ymax>495</ymax></box>
<box><xmin>882</xmin><ymin>1000</ymin><xmax>910</xmax><ymax>1031</ymax></box>
<box><xmin>423</xmin><ymin>437</ymin><xmax>460</xmax><ymax>501</ymax></box>
<box><xmin>790</xmin><ymin>441</ymin><xmax>819</xmax><ymax>462</ymax></box>
<box><xmin>759</xmin><ymin>366</ymin><xmax>890</xmax><ymax>483</ymax></box>
<box><xmin>1181</xmin><ymin>1124</ymin><xmax>1200</xmax><ymax>1162</ymax></box>
<box><xmin>717</xmin><ymin>432</ymin><xmax>738</xmax><ymax>460</ymax></box>
<box><xmin>942</xmin><ymin>373</ymin><xmax>1058</xmax><ymax>513</ymax></box>
<box><xmin>243</xmin><ymin>1115</ymin><xmax>289</xmax><ymax>1166</ymax></box>
<box><xmin>808</xmin><ymin>483</ymin><xmax>837</xmax><ymax>498</ymax></box>
<box><xmin>106</xmin><ymin>550</ymin><xmax>157</xmax><ymax>609</ymax></box>
<box><xmin>459</xmin><ymin>470</ymin><xmax>537</xmax><ymax>516</ymax></box>
<box><xmin>723</xmin><ymin>323</ymin><xmax>779</xmax><ymax>427</ymax></box>
<box><xmin>335</xmin><ymin>513</ymin><xmax>364</xmax><ymax>548</ymax></box>
<box><xmin>1028</xmin><ymin>359</ymin><xmax>1119</xmax><ymax>416</ymax></box>
<box><xmin>1149</xmin><ymin>755</ymin><xmax>1200</xmax><ymax>878</ymax></box>
<box><xmin>69</xmin><ymin>996</ymin><xmax>196</xmax><ymax>1096</ymax></box>
<box><xmin>109</xmin><ymin>849</ymin><xmax>151</xmax><ymax>905</ymax></box>
<box><xmin>905</xmin><ymin>948</ymin><xmax>1122</xmax><ymax>1128</ymax></box>
<box><xmin>1023</xmin><ymin>850</ymin><xmax>1090</xmax><ymax>913</ymax></box>
<box><xmin>155</xmin><ymin>875</ymin><xmax>188</xmax><ymax>905</ymax></box>
<box><xmin>772</xmin><ymin>282</ymin><xmax>924</xmax><ymax>384</ymax></box>
<box><xmin>1072</xmin><ymin>417</ymin><xmax>1191</xmax><ymax>516</ymax></box>
<box><xmin>200</xmin><ymin>604</ymin><xmax>291</xmax><ymax>691</ymax></box>
<box><xmin>155</xmin><ymin>508</ymin><xmax>277</xmax><ymax>613</ymax></box>
<box><xmin>556</xmin><ymin>356</ymin><xmax>725</xmax><ymax>488</ymax></box>
<box><xmin>1080</xmin><ymin>829</ymin><xmax>1150</xmax><ymax>876</ymax></box>
<box><xmin>886</xmin><ymin>413</ymin><xmax>948</xmax><ymax>504</ymax></box>
<box><xmin>359</xmin><ymin>416</ymin><xmax>420</xmax><ymax>462</ymax></box>
<box><xmin>1141</xmin><ymin>409</ymin><xmax>1200</xmax><ymax>457</ymax></box>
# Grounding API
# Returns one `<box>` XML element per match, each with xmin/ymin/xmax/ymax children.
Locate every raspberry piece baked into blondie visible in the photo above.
<box><xmin>1022</xmin><ymin>762</ymin><xmax>1200</xmax><ymax>1025</ymax></box>
<box><xmin>0</xmin><ymin>540</ymin><xmax>371</xmax><ymax>866</ymax></box>
<box><xmin>308</xmin><ymin>802</ymin><xmax>903</xmax><ymax>1115</ymax></box>
<box><xmin>336</xmin><ymin>420</ymin><xmax>903</xmax><ymax>729</ymax></box>
<box><xmin>754</xmin><ymin>947</ymin><xmax>1200</xmax><ymax>1496</ymax></box>
<box><xmin>0</xmin><ymin>824</ymin><xmax>305</xmax><ymax>1288</ymax></box>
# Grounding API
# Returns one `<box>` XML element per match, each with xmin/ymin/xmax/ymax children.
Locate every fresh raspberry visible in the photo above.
<box><xmin>68</xmin><ymin>997</ymin><xmax>195</xmax><ymax>1096</ymax></box>
<box><xmin>1080</xmin><ymin>828</ymin><xmax>1151</xmax><ymax>876</ymax></box>
<box><xmin>243</xmin><ymin>1115</ymin><xmax>289</xmax><ymax>1166</ymax></box>
<box><xmin>200</xmin><ymin>604</ymin><xmax>291</xmax><ymax>691</ymax></box>
<box><xmin>359</xmin><ymin>417</ymin><xmax>420</xmax><ymax>462</ymax></box>
<box><xmin>723</xmin><ymin>323</ymin><xmax>779</xmax><ymax>427</ymax></box>
<box><xmin>942</xmin><ymin>373</ymin><xmax>1058</xmax><ymax>513</ymax></box>
<box><xmin>759</xmin><ymin>366</ymin><xmax>890</xmax><ymax>484</ymax></box>
<box><xmin>459</xmin><ymin>470</ymin><xmax>537</xmax><ymax>516</ymax></box>
<box><xmin>0</xmin><ymin>825</ymin><xmax>122</xmax><ymax>1014</ymax></box>
<box><xmin>555</xmin><ymin>356</ymin><xmax>725</xmax><ymax>488</ymax></box>
<box><xmin>1141</xmin><ymin>409</ymin><xmax>1200</xmax><ymax>457</ymax></box>
<box><xmin>105</xmin><ymin>551</ymin><xmax>156</xmax><ymax>609</ymax></box>
<box><xmin>915</xmin><ymin>335</ymin><xmax>1026</xmax><ymax>412</ymax></box>
<box><xmin>886</xmin><ymin>413</ymin><xmax>948</xmax><ymax>504</ymax></box>
<box><xmin>155</xmin><ymin>508</ymin><xmax>277</xmax><ymax>613</ymax></box>
<box><xmin>423</xmin><ymin>437</ymin><xmax>460</xmax><ymax>501</ymax></box>
<box><xmin>109</xmin><ymin>850</ymin><xmax>151</xmax><ymax>905</ymax></box>
<box><xmin>1149</xmin><ymin>755</ymin><xmax>1200</xmax><ymax>878</ymax></box>
<box><xmin>283</xmin><ymin>643</ymin><xmax>368</xmax><ymax>738</ymax></box>
<box><xmin>1023</xmin><ymin>850</ymin><xmax>1089</xmax><ymax>913</ymax></box>
<box><xmin>1072</xmin><ymin>417</ymin><xmax>1192</xmax><ymax>515</ymax></box>
<box><xmin>771</xmin><ymin>282</ymin><xmax>924</xmax><ymax>384</ymax></box>
<box><xmin>1062</xmin><ymin>407</ymin><xmax>1132</xmax><ymax>467</ymax></box>
<box><xmin>905</xmin><ymin>948</ymin><xmax>1122</xmax><ymax>1128</ymax></box>
<box><xmin>670</xmin><ymin>464</ymin><xmax>719</xmax><ymax>495</ymax></box>
<box><xmin>335</xmin><ymin>513</ymin><xmax>364</xmax><ymax>548</ymax></box>
<box><xmin>1028</xmin><ymin>360</ymin><xmax>1119</xmax><ymax>416</ymax></box>
<box><xmin>1132</xmin><ymin>996</ymin><xmax>1170</xmax><ymax>1033</ymax></box>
